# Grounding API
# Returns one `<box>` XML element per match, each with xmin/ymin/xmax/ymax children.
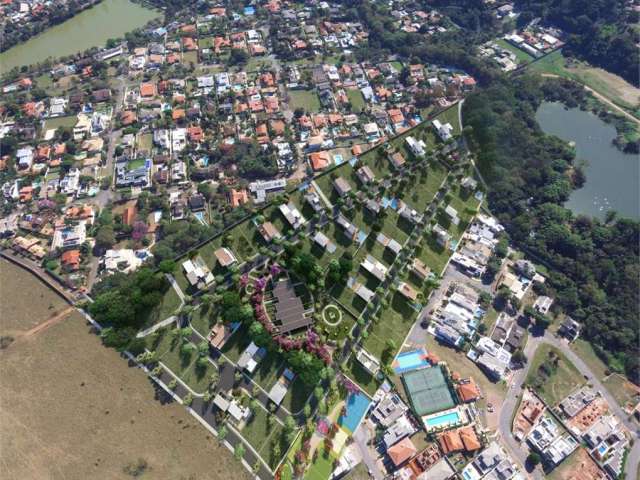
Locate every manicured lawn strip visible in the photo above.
<box><xmin>346</xmin><ymin>88</ymin><xmax>366</xmax><ymax>113</ymax></box>
<box><xmin>363</xmin><ymin>292</ymin><xmax>417</xmax><ymax>359</ymax></box>
<box><xmin>434</xmin><ymin>105</ymin><xmax>461</xmax><ymax>134</ymax></box>
<box><xmin>190</xmin><ymin>305</ymin><xmax>218</xmax><ymax>337</ymax></box>
<box><xmin>44</xmin><ymin>115</ymin><xmax>77</xmax><ymax>131</ymax></box>
<box><xmin>305</xmin><ymin>450</ymin><xmax>336</xmax><ymax>480</ymax></box>
<box><xmin>380</xmin><ymin>209</ymin><xmax>412</xmax><ymax>245</ymax></box>
<box><xmin>288</xmin><ymin>90</ymin><xmax>321</xmax><ymax>112</ymax></box>
<box><xmin>281</xmin><ymin>377</ymin><xmax>314</xmax><ymax>414</ymax></box>
<box><xmin>146</xmin><ymin>286</ymin><xmax>181</xmax><ymax>327</ymax></box>
<box><xmin>416</xmin><ymin>236</ymin><xmax>450</xmax><ymax>275</ymax></box>
<box><xmin>252</xmin><ymin>350</ymin><xmax>285</xmax><ymax>391</ymax></box>
<box><xmin>242</xmin><ymin>406</ymin><xmax>285</xmax><ymax>465</ymax></box>
<box><xmin>526</xmin><ymin>344</ymin><xmax>585</xmax><ymax>406</ymax></box>
<box><xmin>221</xmin><ymin>325</ymin><xmax>252</xmax><ymax>362</ymax></box>
<box><xmin>343</xmin><ymin>356</ymin><xmax>380</xmax><ymax>397</ymax></box>
<box><xmin>495</xmin><ymin>38</ymin><xmax>535</xmax><ymax>64</ymax></box>
<box><xmin>330</xmin><ymin>278</ymin><xmax>367</xmax><ymax>315</ymax></box>
<box><xmin>404</xmin><ymin>162</ymin><xmax>448</xmax><ymax>212</ymax></box>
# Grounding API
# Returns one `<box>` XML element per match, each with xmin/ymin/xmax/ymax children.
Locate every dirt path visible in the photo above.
<box><xmin>541</xmin><ymin>73</ymin><xmax>640</xmax><ymax>126</ymax></box>
<box><xmin>20</xmin><ymin>306</ymin><xmax>74</xmax><ymax>338</ymax></box>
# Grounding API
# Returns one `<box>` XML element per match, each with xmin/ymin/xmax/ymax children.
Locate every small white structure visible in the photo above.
<box><xmin>432</xmin><ymin>119</ymin><xmax>453</xmax><ymax>141</ymax></box>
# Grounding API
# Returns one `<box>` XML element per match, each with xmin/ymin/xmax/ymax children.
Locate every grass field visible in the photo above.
<box><xmin>288</xmin><ymin>90</ymin><xmax>321</xmax><ymax>112</ymax></box>
<box><xmin>241</xmin><ymin>406</ymin><xmax>288</xmax><ymax>468</ymax></box>
<box><xmin>43</xmin><ymin>115</ymin><xmax>77</xmax><ymax>131</ymax></box>
<box><xmin>526</xmin><ymin>344</ymin><xmax>585</xmax><ymax>406</ymax></box>
<box><xmin>496</xmin><ymin>38</ymin><xmax>535</xmax><ymax>65</ymax></box>
<box><xmin>529</xmin><ymin>50</ymin><xmax>640</xmax><ymax>114</ymax></box>
<box><xmin>0</xmin><ymin>260</ymin><xmax>248</xmax><ymax>480</ymax></box>
<box><xmin>363</xmin><ymin>291</ymin><xmax>417</xmax><ymax>361</ymax></box>
<box><xmin>434</xmin><ymin>105</ymin><xmax>462</xmax><ymax>135</ymax></box>
<box><xmin>346</xmin><ymin>88</ymin><xmax>366</xmax><ymax>113</ymax></box>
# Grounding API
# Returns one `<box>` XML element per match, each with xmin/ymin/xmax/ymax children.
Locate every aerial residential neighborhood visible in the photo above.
<box><xmin>0</xmin><ymin>0</ymin><xmax>638</xmax><ymax>480</ymax></box>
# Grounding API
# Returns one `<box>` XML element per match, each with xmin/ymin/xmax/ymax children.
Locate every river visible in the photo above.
<box><xmin>0</xmin><ymin>0</ymin><xmax>161</xmax><ymax>73</ymax></box>
<box><xmin>536</xmin><ymin>101</ymin><xmax>640</xmax><ymax>220</ymax></box>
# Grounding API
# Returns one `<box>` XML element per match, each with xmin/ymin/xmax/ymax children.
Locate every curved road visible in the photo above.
<box><xmin>498</xmin><ymin>330</ymin><xmax>640</xmax><ymax>480</ymax></box>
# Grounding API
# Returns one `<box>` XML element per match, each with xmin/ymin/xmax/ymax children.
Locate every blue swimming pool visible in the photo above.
<box><xmin>333</xmin><ymin>154</ymin><xmax>344</xmax><ymax>165</ymax></box>
<box><xmin>394</xmin><ymin>349</ymin><xmax>429</xmax><ymax>374</ymax></box>
<box><xmin>426</xmin><ymin>411</ymin><xmax>461</xmax><ymax>428</ymax></box>
<box><xmin>339</xmin><ymin>392</ymin><xmax>370</xmax><ymax>433</ymax></box>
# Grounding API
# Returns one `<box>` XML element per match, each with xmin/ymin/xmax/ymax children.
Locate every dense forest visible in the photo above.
<box><xmin>462</xmin><ymin>75</ymin><xmax>640</xmax><ymax>383</ymax></box>
<box><xmin>514</xmin><ymin>0</ymin><xmax>640</xmax><ymax>86</ymax></box>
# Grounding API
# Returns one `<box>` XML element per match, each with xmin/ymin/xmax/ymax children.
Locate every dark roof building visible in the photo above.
<box><xmin>272</xmin><ymin>280</ymin><xmax>313</xmax><ymax>335</ymax></box>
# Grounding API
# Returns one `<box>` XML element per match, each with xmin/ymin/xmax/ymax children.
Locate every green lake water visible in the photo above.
<box><xmin>0</xmin><ymin>0</ymin><xmax>161</xmax><ymax>73</ymax></box>
<box><xmin>536</xmin><ymin>102</ymin><xmax>640</xmax><ymax>220</ymax></box>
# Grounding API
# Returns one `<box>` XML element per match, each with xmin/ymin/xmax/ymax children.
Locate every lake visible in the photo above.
<box><xmin>536</xmin><ymin>102</ymin><xmax>640</xmax><ymax>220</ymax></box>
<box><xmin>0</xmin><ymin>0</ymin><xmax>161</xmax><ymax>73</ymax></box>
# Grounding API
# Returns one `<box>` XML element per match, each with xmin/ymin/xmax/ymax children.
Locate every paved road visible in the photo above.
<box><xmin>353</xmin><ymin>421</ymin><xmax>384</xmax><ymax>480</ymax></box>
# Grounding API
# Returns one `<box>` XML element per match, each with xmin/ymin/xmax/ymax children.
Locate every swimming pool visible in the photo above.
<box><xmin>339</xmin><ymin>392</ymin><xmax>370</xmax><ymax>433</ymax></box>
<box><xmin>393</xmin><ymin>349</ymin><xmax>429</xmax><ymax>374</ymax></box>
<box><xmin>333</xmin><ymin>154</ymin><xmax>344</xmax><ymax>165</ymax></box>
<box><xmin>426</xmin><ymin>410</ymin><xmax>461</xmax><ymax>428</ymax></box>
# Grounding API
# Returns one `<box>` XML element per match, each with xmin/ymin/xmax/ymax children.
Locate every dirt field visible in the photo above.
<box><xmin>568</xmin><ymin>65</ymin><xmax>640</xmax><ymax>107</ymax></box>
<box><xmin>0</xmin><ymin>260</ymin><xmax>248</xmax><ymax>480</ymax></box>
<box><xmin>547</xmin><ymin>447</ymin><xmax>607</xmax><ymax>480</ymax></box>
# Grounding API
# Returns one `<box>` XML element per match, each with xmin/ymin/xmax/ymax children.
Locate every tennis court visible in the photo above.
<box><xmin>402</xmin><ymin>366</ymin><xmax>456</xmax><ymax>416</ymax></box>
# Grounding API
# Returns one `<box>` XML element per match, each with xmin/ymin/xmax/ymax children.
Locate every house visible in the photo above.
<box><xmin>61</xmin><ymin>249</ymin><xmax>81</xmax><ymax>271</ymax></box>
<box><xmin>533</xmin><ymin>295</ymin><xmax>553</xmax><ymax>315</ymax></box>
<box><xmin>214</xmin><ymin>247</ymin><xmax>237</xmax><ymax>268</ymax></box>
<box><xmin>103</xmin><ymin>248</ymin><xmax>148</xmax><ymax>274</ymax></box>
<box><xmin>383</xmin><ymin>415</ymin><xmax>417</xmax><ymax>449</ymax></box>
<box><xmin>268</xmin><ymin>369</ymin><xmax>294</xmax><ymax>406</ymax></box>
<box><xmin>258</xmin><ymin>222</ymin><xmax>281</xmax><ymax>243</ymax></box>
<box><xmin>279</xmin><ymin>202</ymin><xmax>306</xmax><ymax>230</ymax></box>
<box><xmin>249</xmin><ymin>178</ymin><xmax>286</xmax><ymax>203</ymax></box>
<box><xmin>406</xmin><ymin>136</ymin><xmax>426</xmax><ymax>156</ymax></box>
<box><xmin>456</xmin><ymin>378</ymin><xmax>480</xmax><ymax>403</ymax></box>
<box><xmin>51</xmin><ymin>222</ymin><xmax>86</xmax><ymax>250</ymax></box>
<box><xmin>444</xmin><ymin>205</ymin><xmax>460</xmax><ymax>225</ymax></box>
<box><xmin>182</xmin><ymin>256</ymin><xmax>214</xmax><ymax>289</ymax></box>
<box><xmin>411</xmin><ymin>258</ymin><xmax>431</xmax><ymax>281</ymax></box>
<box><xmin>309</xmin><ymin>151</ymin><xmax>331</xmax><ymax>171</ymax></box>
<box><xmin>333</xmin><ymin>177</ymin><xmax>352</xmax><ymax>197</ymax></box>
<box><xmin>361</xmin><ymin>254</ymin><xmax>387</xmax><ymax>282</ymax></box>
<box><xmin>398</xmin><ymin>282</ymin><xmax>418</xmax><ymax>303</ymax></box>
<box><xmin>237</xmin><ymin>341</ymin><xmax>266</xmax><ymax>374</ymax></box>
<box><xmin>387</xmin><ymin>437</ymin><xmax>417</xmax><ymax>467</ymax></box>
<box><xmin>389</xmin><ymin>151</ymin><xmax>406</xmax><ymax>170</ymax></box>
<box><xmin>356</xmin><ymin>165</ymin><xmax>375</xmax><ymax>184</ymax></box>
<box><xmin>313</xmin><ymin>231</ymin><xmax>337</xmax><ymax>253</ymax></box>
<box><xmin>433</xmin><ymin>224</ymin><xmax>452</xmax><ymax>248</ymax></box>
<box><xmin>208</xmin><ymin>323</ymin><xmax>234</xmax><ymax>350</ymax></box>
<box><xmin>370</xmin><ymin>392</ymin><xmax>408</xmax><ymax>427</ymax></box>
<box><xmin>558</xmin><ymin>316</ymin><xmax>581</xmax><ymax>342</ymax></box>
<box><xmin>432</xmin><ymin>119</ymin><xmax>453</xmax><ymax>141</ymax></box>
<box><xmin>188</xmin><ymin>194</ymin><xmax>206</xmax><ymax>212</ymax></box>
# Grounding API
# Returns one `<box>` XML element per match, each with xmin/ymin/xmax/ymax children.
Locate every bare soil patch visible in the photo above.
<box><xmin>0</xmin><ymin>260</ymin><xmax>248</xmax><ymax>480</ymax></box>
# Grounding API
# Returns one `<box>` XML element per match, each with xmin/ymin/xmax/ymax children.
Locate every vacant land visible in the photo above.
<box><xmin>526</xmin><ymin>344</ymin><xmax>585</xmax><ymax>406</ymax></box>
<box><xmin>288</xmin><ymin>90</ymin><xmax>321</xmax><ymax>112</ymax></box>
<box><xmin>529</xmin><ymin>50</ymin><xmax>640</xmax><ymax>114</ymax></box>
<box><xmin>0</xmin><ymin>260</ymin><xmax>246</xmax><ymax>480</ymax></box>
<box><xmin>495</xmin><ymin>38</ymin><xmax>535</xmax><ymax>65</ymax></box>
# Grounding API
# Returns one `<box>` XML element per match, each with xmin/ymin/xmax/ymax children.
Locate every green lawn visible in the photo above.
<box><xmin>147</xmin><ymin>328</ymin><xmax>214</xmax><ymax>394</ymax></box>
<box><xmin>434</xmin><ymin>105</ymin><xmax>461</xmax><ymax>135</ymax></box>
<box><xmin>221</xmin><ymin>325</ymin><xmax>252</xmax><ymax>362</ymax></box>
<box><xmin>526</xmin><ymin>344</ymin><xmax>585</xmax><ymax>406</ymax></box>
<box><xmin>182</xmin><ymin>50</ymin><xmax>198</xmax><ymax>65</ymax></box>
<box><xmin>363</xmin><ymin>291</ymin><xmax>417</xmax><ymax>361</ymax></box>
<box><xmin>145</xmin><ymin>286</ymin><xmax>181</xmax><ymax>328</ymax></box>
<box><xmin>305</xmin><ymin>450</ymin><xmax>337</xmax><ymax>480</ymax></box>
<box><xmin>43</xmin><ymin>115</ymin><xmax>77</xmax><ymax>131</ymax></box>
<box><xmin>136</xmin><ymin>132</ymin><xmax>153</xmax><ymax>152</ymax></box>
<box><xmin>416</xmin><ymin>235</ymin><xmax>451</xmax><ymax>276</ymax></box>
<box><xmin>346</xmin><ymin>88</ymin><xmax>366</xmax><ymax>113</ymax></box>
<box><xmin>189</xmin><ymin>305</ymin><xmax>219</xmax><ymax>337</ymax></box>
<box><xmin>241</xmin><ymin>405</ymin><xmax>288</xmax><ymax>468</ymax></box>
<box><xmin>288</xmin><ymin>90</ymin><xmax>321</xmax><ymax>112</ymax></box>
<box><xmin>281</xmin><ymin>377</ymin><xmax>314</xmax><ymax>414</ymax></box>
<box><xmin>405</xmin><ymin>163</ymin><xmax>448</xmax><ymax>212</ymax></box>
<box><xmin>317</xmin><ymin>303</ymin><xmax>357</xmax><ymax>342</ymax></box>
<box><xmin>496</xmin><ymin>38</ymin><xmax>535</xmax><ymax>65</ymax></box>
<box><xmin>342</xmin><ymin>356</ymin><xmax>380</xmax><ymax>396</ymax></box>
<box><xmin>528</xmin><ymin>50</ymin><xmax>639</xmax><ymax>115</ymax></box>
